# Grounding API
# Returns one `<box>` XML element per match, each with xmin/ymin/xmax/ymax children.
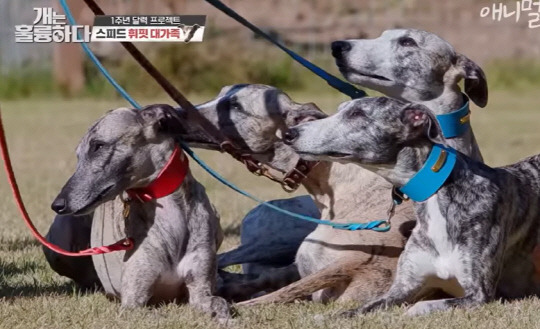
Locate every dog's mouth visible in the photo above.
<box><xmin>98</xmin><ymin>184</ymin><xmax>115</xmax><ymax>199</ymax></box>
<box><xmin>72</xmin><ymin>185</ymin><xmax>115</xmax><ymax>216</ymax></box>
<box><xmin>347</xmin><ymin>68</ymin><xmax>392</xmax><ymax>82</ymax></box>
<box><xmin>334</xmin><ymin>59</ymin><xmax>350</xmax><ymax>72</ymax></box>
<box><xmin>356</xmin><ymin>72</ymin><xmax>391</xmax><ymax>82</ymax></box>
<box><xmin>296</xmin><ymin>151</ymin><xmax>353</xmax><ymax>161</ymax></box>
<box><xmin>335</xmin><ymin>61</ymin><xmax>391</xmax><ymax>82</ymax></box>
<box><xmin>326</xmin><ymin>152</ymin><xmax>353</xmax><ymax>158</ymax></box>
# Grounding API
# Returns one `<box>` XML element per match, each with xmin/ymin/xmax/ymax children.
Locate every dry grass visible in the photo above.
<box><xmin>1</xmin><ymin>90</ymin><xmax>540</xmax><ymax>328</ymax></box>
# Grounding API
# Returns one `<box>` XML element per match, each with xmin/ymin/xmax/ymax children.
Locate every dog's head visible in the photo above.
<box><xmin>332</xmin><ymin>29</ymin><xmax>488</xmax><ymax>108</ymax></box>
<box><xmin>51</xmin><ymin>104</ymin><xmax>183</xmax><ymax>215</ymax></box>
<box><xmin>284</xmin><ymin>97</ymin><xmax>442</xmax><ymax>171</ymax></box>
<box><xmin>179</xmin><ymin>84</ymin><xmax>327</xmax><ymax>170</ymax></box>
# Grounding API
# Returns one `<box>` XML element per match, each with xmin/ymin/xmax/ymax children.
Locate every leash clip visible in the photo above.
<box><xmin>281</xmin><ymin>178</ymin><xmax>300</xmax><ymax>193</ymax></box>
<box><xmin>120</xmin><ymin>193</ymin><xmax>132</xmax><ymax>219</ymax></box>
<box><xmin>391</xmin><ymin>187</ymin><xmax>409</xmax><ymax>206</ymax></box>
<box><xmin>386</xmin><ymin>187</ymin><xmax>409</xmax><ymax>226</ymax></box>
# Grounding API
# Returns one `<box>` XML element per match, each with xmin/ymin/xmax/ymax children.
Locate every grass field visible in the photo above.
<box><xmin>1</xmin><ymin>89</ymin><xmax>540</xmax><ymax>329</ymax></box>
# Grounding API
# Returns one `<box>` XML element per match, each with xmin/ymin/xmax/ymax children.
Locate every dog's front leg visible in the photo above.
<box><xmin>406</xmin><ymin>291</ymin><xmax>490</xmax><ymax>317</ymax></box>
<box><xmin>181</xmin><ymin>248</ymin><xmax>231</xmax><ymax>320</ymax></box>
<box><xmin>120</xmin><ymin>250</ymin><xmax>161</xmax><ymax>308</ymax></box>
<box><xmin>406</xmin><ymin>251</ymin><xmax>498</xmax><ymax>316</ymax></box>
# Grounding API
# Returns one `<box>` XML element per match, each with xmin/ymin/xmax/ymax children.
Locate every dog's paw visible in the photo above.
<box><xmin>217</xmin><ymin>317</ymin><xmax>238</xmax><ymax>327</ymax></box>
<box><xmin>405</xmin><ymin>300</ymin><xmax>444</xmax><ymax>317</ymax></box>
<box><xmin>209</xmin><ymin>296</ymin><xmax>232</xmax><ymax>319</ymax></box>
<box><xmin>313</xmin><ymin>313</ymin><xmax>326</xmax><ymax>322</ymax></box>
<box><xmin>339</xmin><ymin>308</ymin><xmax>361</xmax><ymax>318</ymax></box>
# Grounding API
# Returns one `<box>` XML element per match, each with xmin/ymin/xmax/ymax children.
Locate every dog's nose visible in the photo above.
<box><xmin>51</xmin><ymin>197</ymin><xmax>67</xmax><ymax>214</ymax></box>
<box><xmin>331</xmin><ymin>41</ymin><xmax>351</xmax><ymax>58</ymax></box>
<box><xmin>283</xmin><ymin>129</ymin><xmax>299</xmax><ymax>145</ymax></box>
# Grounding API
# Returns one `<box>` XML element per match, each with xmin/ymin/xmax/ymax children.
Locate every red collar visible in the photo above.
<box><xmin>126</xmin><ymin>145</ymin><xmax>189</xmax><ymax>202</ymax></box>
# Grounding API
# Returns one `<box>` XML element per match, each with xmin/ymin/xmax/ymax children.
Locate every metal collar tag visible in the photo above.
<box><xmin>398</xmin><ymin>144</ymin><xmax>457</xmax><ymax>202</ymax></box>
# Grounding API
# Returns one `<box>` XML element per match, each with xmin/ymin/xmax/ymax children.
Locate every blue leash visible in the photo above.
<box><xmin>59</xmin><ymin>0</ymin><xmax>390</xmax><ymax>232</ymax></box>
<box><xmin>204</xmin><ymin>0</ymin><xmax>366</xmax><ymax>100</ymax></box>
<box><xmin>183</xmin><ymin>146</ymin><xmax>390</xmax><ymax>231</ymax></box>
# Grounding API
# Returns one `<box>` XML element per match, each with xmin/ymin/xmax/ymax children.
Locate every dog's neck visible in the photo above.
<box><xmin>124</xmin><ymin>172</ymin><xmax>193</xmax><ymax>239</ymax></box>
<box><xmin>123</xmin><ymin>145</ymin><xmax>192</xmax><ymax>236</ymax></box>
<box><xmin>269</xmin><ymin>142</ymin><xmax>393</xmax><ymax>220</ymax></box>
<box><xmin>419</xmin><ymin>83</ymin><xmax>463</xmax><ymax>116</ymax></box>
<box><xmin>362</xmin><ymin>142</ymin><xmax>439</xmax><ymax>189</ymax></box>
<box><xmin>418</xmin><ymin>85</ymin><xmax>483</xmax><ymax>162</ymax></box>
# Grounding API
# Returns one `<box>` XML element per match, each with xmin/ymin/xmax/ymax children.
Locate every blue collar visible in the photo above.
<box><xmin>397</xmin><ymin>144</ymin><xmax>457</xmax><ymax>202</ymax></box>
<box><xmin>436</xmin><ymin>95</ymin><xmax>471</xmax><ymax>139</ymax></box>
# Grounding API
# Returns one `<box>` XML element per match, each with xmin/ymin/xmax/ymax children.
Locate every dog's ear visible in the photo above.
<box><xmin>401</xmin><ymin>104</ymin><xmax>446</xmax><ymax>145</ymax></box>
<box><xmin>284</xmin><ymin>102</ymin><xmax>328</xmax><ymax>127</ymax></box>
<box><xmin>456</xmin><ymin>54</ymin><xmax>488</xmax><ymax>108</ymax></box>
<box><xmin>139</xmin><ymin>104</ymin><xmax>183</xmax><ymax>136</ymax></box>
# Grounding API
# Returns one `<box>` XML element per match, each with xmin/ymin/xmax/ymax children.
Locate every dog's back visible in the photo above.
<box><xmin>496</xmin><ymin>154</ymin><xmax>540</xmax><ymax>298</ymax></box>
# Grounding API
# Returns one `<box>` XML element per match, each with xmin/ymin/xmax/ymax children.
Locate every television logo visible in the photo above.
<box><xmin>15</xmin><ymin>7</ymin><xmax>206</xmax><ymax>43</ymax></box>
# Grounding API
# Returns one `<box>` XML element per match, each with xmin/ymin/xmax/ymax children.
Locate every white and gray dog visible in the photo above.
<box><xmin>332</xmin><ymin>28</ymin><xmax>487</xmax><ymax>159</ymax></box>
<box><xmin>284</xmin><ymin>96</ymin><xmax>540</xmax><ymax>316</ymax></box>
<box><xmin>50</xmin><ymin>105</ymin><xmax>230</xmax><ymax>319</ymax></box>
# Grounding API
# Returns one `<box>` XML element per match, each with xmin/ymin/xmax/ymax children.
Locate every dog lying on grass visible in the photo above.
<box><xmin>50</xmin><ymin>105</ymin><xmax>230</xmax><ymax>320</ymax></box>
<box><xmin>238</xmin><ymin>28</ymin><xmax>489</xmax><ymax>305</ymax></box>
<box><xmin>285</xmin><ymin>96</ymin><xmax>540</xmax><ymax>316</ymax></box>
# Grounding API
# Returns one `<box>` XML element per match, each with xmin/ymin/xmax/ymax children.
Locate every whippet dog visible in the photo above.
<box><xmin>50</xmin><ymin>105</ymin><xmax>230</xmax><ymax>319</ymax></box>
<box><xmin>284</xmin><ymin>96</ymin><xmax>540</xmax><ymax>315</ymax></box>
<box><xmin>237</xmin><ymin>28</ymin><xmax>489</xmax><ymax>304</ymax></box>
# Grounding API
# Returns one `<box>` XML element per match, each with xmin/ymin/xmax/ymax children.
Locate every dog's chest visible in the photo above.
<box><xmin>415</xmin><ymin>196</ymin><xmax>465</xmax><ymax>289</ymax></box>
<box><xmin>152</xmin><ymin>270</ymin><xmax>187</xmax><ymax>302</ymax></box>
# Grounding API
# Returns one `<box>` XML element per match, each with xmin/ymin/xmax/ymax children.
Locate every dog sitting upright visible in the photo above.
<box><xmin>51</xmin><ymin>105</ymin><xmax>230</xmax><ymax>320</ymax></box>
<box><xmin>284</xmin><ymin>96</ymin><xmax>540</xmax><ymax>316</ymax></box>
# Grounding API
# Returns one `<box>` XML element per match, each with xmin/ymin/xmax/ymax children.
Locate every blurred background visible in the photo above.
<box><xmin>1</xmin><ymin>0</ymin><xmax>540</xmax><ymax>99</ymax></box>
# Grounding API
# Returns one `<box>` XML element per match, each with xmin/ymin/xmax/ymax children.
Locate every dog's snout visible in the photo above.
<box><xmin>283</xmin><ymin>129</ymin><xmax>299</xmax><ymax>145</ymax></box>
<box><xmin>51</xmin><ymin>197</ymin><xmax>68</xmax><ymax>214</ymax></box>
<box><xmin>331</xmin><ymin>41</ymin><xmax>351</xmax><ymax>58</ymax></box>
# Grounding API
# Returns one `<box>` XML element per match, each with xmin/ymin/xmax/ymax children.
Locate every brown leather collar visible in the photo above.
<box><xmin>281</xmin><ymin>159</ymin><xmax>319</xmax><ymax>192</ymax></box>
<box><xmin>220</xmin><ymin>141</ymin><xmax>318</xmax><ymax>192</ymax></box>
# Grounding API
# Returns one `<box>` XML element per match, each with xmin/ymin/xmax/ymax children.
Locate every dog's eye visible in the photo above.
<box><xmin>398</xmin><ymin>37</ymin><xmax>418</xmax><ymax>47</ymax></box>
<box><xmin>348</xmin><ymin>108</ymin><xmax>365</xmax><ymax>119</ymax></box>
<box><xmin>229</xmin><ymin>99</ymin><xmax>241</xmax><ymax>111</ymax></box>
<box><xmin>90</xmin><ymin>141</ymin><xmax>105</xmax><ymax>153</ymax></box>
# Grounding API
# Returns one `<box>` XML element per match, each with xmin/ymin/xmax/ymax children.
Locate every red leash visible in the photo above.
<box><xmin>0</xmin><ymin>109</ymin><xmax>134</xmax><ymax>257</ymax></box>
